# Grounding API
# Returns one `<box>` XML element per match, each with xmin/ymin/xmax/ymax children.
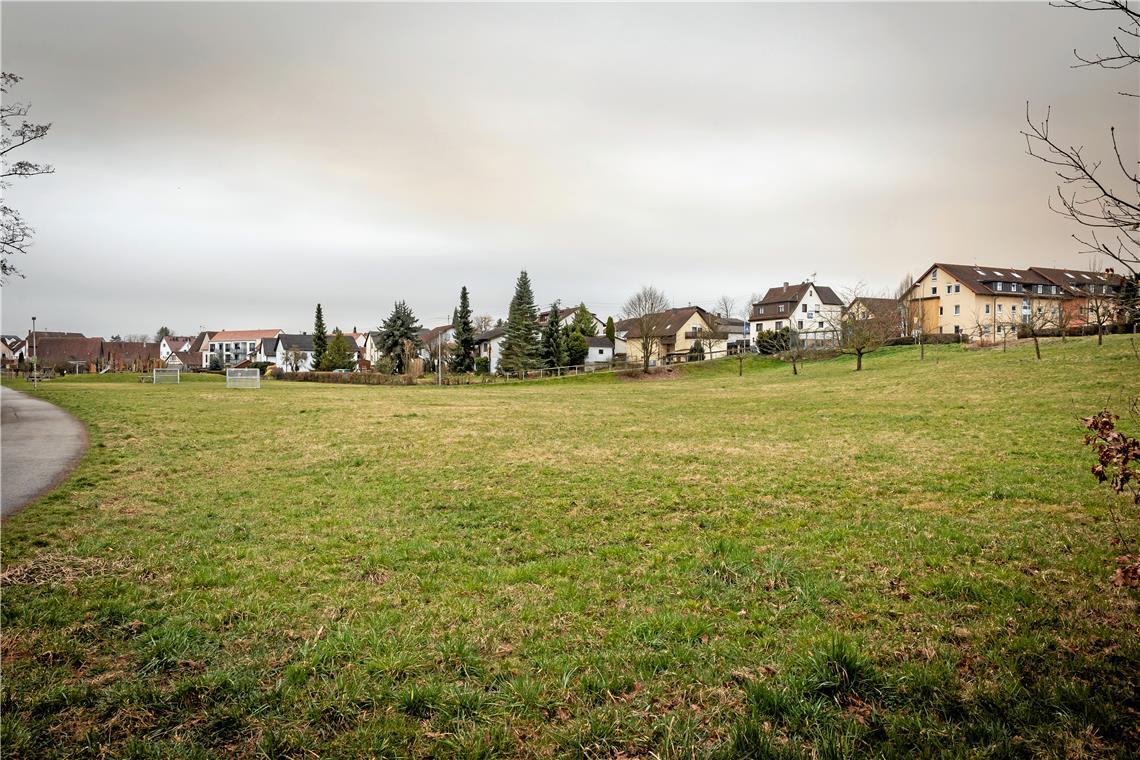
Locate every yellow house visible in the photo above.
<box><xmin>619</xmin><ymin>306</ymin><xmax>725</xmax><ymax>366</ymax></box>
<box><xmin>908</xmin><ymin>263</ymin><xmax>1068</xmax><ymax>340</ymax></box>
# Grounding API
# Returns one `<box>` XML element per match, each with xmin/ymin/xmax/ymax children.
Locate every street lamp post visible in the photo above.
<box><xmin>31</xmin><ymin>315</ymin><xmax>37</xmax><ymax>390</ymax></box>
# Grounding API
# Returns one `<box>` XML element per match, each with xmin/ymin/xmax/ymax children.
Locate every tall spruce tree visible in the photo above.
<box><xmin>605</xmin><ymin>316</ymin><xmax>616</xmax><ymax>346</ymax></box>
<box><xmin>449</xmin><ymin>286</ymin><xmax>476</xmax><ymax>373</ymax></box>
<box><xmin>568</xmin><ymin>303</ymin><xmax>598</xmax><ymax>337</ymax></box>
<box><xmin>312</xmin><ymin>303</ymin><xmax>328</xmax><ymax>370</ymax></box>
<box><xmin>540</xmin><ymin>300</ymin><xmax>567</xmax><ymax>368</ymax></box>
<box><xmin>378</xmin><ymin>301</ymin><xmax>422</xmax><ymax>374</ymax></box>
<box><xmin>320</xmin><ymin>328</ymin><xmax>355</xmax><ymax>371</ymax></box>
<box><xmin>499</xmin><ymin>270</ymin><xmax>540</xmax><ymax>374</ymax></box>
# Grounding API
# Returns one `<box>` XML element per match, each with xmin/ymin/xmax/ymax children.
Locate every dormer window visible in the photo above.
<box><xmin>777</xmin><ymin>304</ymin><xmax>785</xmax><ymax>313</ymax></box>
<box><xmin>996</xmin><ymin>282</ymin><xmax>1004</xmax><ymax>291</ymax></box>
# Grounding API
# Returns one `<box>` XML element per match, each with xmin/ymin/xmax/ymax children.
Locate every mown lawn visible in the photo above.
<box><xmin>2</xmin><ymin>337</ymin><xmax>1138</xmax><ymax>758</ymax></box>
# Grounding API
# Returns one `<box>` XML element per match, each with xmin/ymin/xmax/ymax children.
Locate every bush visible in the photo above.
<box><xmin>474</xmin><ymin>356</ymin><xmax>490</xmax><ymax>375</ymax></box>
<box><xmin>279</xmin><ymin>371</ymin><xmax>414</xmax><ymax>385</ymax></box>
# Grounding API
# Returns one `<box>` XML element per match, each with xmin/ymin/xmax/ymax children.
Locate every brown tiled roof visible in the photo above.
<box><xmin>749</xmin><ymin>283</ymin><xmax>843</xmax><ymax>320</ymax></box>
<box><xmin>915</xmin><ymin>263</ymin><xmax>1053</xmax><ymax>298</ymax></box>
<box><xmin>161</xmin><ymin>335</ymin><xmax>195</xmax><ymax>350</ymax></box>
<box><xmin>188</xmin><ymin>331</ymin><xmax>214</xmax><ymax>352</ymax></box>
<box><xmin>846</xmin><ymin>297</ymin><xmax>900</xmax><ymax>318</ymax></box>
<box><xmin>1028</xmin><ymin>267</ymin><xmax>1126</xmax><ymax>295</ymax></box>
<box><xmin>165</xmin><ymin>351</ymin><xmax>197</xmax><ymax>367</ymax></box>
<box><xmin>25</xmin><ymin>330</ymin><xmax>85</xmax><ymax>343</ymax></box>
<box><xmin>623</xmin><ymin>306</ymin><xmax>711</xmax><ymax>339</ymax></box>
<box><xmin>32</xmin><ymin>337</ymin><xmax>103</xmax><ymax>367</ymax></box>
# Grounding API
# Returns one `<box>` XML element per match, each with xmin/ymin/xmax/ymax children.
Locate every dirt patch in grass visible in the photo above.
<box><xmin>1</xmin><ymin>551</ymin><xmax>136</xmax><ymax>588</ymax></box>
<box><xmin>616</xmin><ymin>367</ymin><xmax>682</xmax><ymax>382</ymax></box>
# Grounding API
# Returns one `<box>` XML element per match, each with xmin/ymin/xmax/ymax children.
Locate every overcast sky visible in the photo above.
<box><xmin>2</xmin><ymin>1</ymin><xmax>1136</xmax><ymax>337</ymax></box>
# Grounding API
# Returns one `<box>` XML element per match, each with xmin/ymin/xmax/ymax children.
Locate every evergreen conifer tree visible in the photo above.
<box><xmin>540</xmin><ymin>300</ymin><xmax>567</xmax><ymax>368</ymax></box>
<box><xmin>499</xmin><ymin>270</ymin><xmax>540</xmax><ymax>374</ymax></box>
<box><xmin>566</xmin><ymin>331</ymin><xmax>589</xmax><ymax>366</ymax></box>
<box><xmin>568</xmin><ymin>303</ymin><xmax>598</xmax><ymax>337</ymax></box>
<box><xmin>378</xmin><ymin>301</ymin><xmax>423</xmax><ymax>374</ymax></box>
<box><xmin>448</xmin><ymin>286</ymin><xmax>476</xmax><ymax>373</ymax></box>
<box><xmin>320</xmin><ymin>328</ymin><xmax>354</xmax><ymax>371</ymax></box>
<box><xmin>312</xmin><ymin>303</ymin><xmax>328</xmax><ymax>370</ymax></box>
<box><xmin>605</xmin><ymin>316</ymin><xmax>616</xmax><ymax>346</ymax></box>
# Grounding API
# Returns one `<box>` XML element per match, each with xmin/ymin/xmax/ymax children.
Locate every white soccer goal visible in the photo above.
<box><xmin>226</xmin><ymin>368</ymin><xmax>261</xmax><ymax>389</ymax></box>
<box><xmin>153</xmin><ymin>368</ymin><xmax>181</xmax><ymax>384</ymax></box>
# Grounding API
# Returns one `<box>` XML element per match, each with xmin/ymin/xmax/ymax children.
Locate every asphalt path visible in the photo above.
<box><xmin>1</xmin><ymin>385</ymin><xmax>89</xmax><ymax>517</ymax></box>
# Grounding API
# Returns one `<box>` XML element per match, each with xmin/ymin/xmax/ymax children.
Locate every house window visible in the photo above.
<box><xmin>801</xmin><ymin>304</ymin><xmax>807</xmax><ymax>312</ymax></box>
<box><xmin>775</xmin><ymin>321</ymin><xmax>782</xmax><ymax>329</ymax></box>
<box><xmin>597</xmin><ymin>349</ymin><xmax>604</xmax><ymax>355</ymax></box>
<box><xmin>997</xmin><ymin>304</ymin><xmax>1003</xmax><ymax>313</ymax></box>
<box><xmin>954</xmin><ymin>284</ymin><xmax>960</xmax><ymax>293</ymax></box>
<box><xmin>777</xmin><ymin>304</ymin><xmax>785</xmax><ymax>313</ymax></box>
<box><xmin>996</xmin><ymin>282</ymin><xmax>1004</xmax><ymax>291</ymax></box>
<box><xmin>931</xmin><ymin>287</ymin><xmax>937</xmax><ymax>295</ymax></box>
<box><xmin>932</xmin><ymin>270</ymin><xmax>938</xmax><ymax>281</ymax></box>
<box><xmin>954</xmin><ymin>305</ymin><xmax>960</xmax><ymax>315</ymax></box>
<box><xmin>946</xmin><ymin>285</ymin><xmax>952</xmax><ymax>294</ymax></box>
<box><xmin>798</xmin><ymin>320</ymin><xmax>804</xmax><ymax>329</ymax></box>
<box><xmin>818</xmin><ymin>321</ymin><xmax>824</xmax><ymax>329</ymax></box>
<box><xmin>938</xmin><ymin>306</ymin><xmax>944</xmax><ymax>316</ymax></box>
<box><xmin>984</xmin><ymin>304</ymin><xmax>990</xmax><ymax>314</ymax></box>
<box><xmin>758</xmin><ymin>306</ymin><xmax>765</xmax><ymax>314</ymax></box>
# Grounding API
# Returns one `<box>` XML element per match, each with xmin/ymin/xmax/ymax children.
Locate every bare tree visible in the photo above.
<box><xmin>283</xmin><ymin>347</ymin><xmax>306</xmax><ymax>371</ymax></box>
<box><xmin>713</xmin><ymin>295</ymin><xmax>737</xmax><ymax>320</ymax></box>
<box><xmin>473</xmin><ymin>314</ymin><xmax>493</xmax><ymax>334</ymax></box>
<box><xmin>778</xmin><ymin>321</ymin><xmax>807</xmax><ymax>375</ymax></box>
<box><xmin>621</xmin><ymin>286</ymin><xmax>670</xmax><ymax>372</ymax></box>
<box><xmin>1</xmin><ymin>73</ymin><xmax>54</xmax><ymax>284</ymax></box>
<box><xmin>827</xmin><ymin>287</ymin><xmax>899</xmax><ymax>371</ymax></box>
<box><xmin>1087</xmin><ymin>290</ymin><xmax>1120</xmax><ymax>344</ymax></box>
<box><xmin>1017</xmin><ymin>295</ymin><xmax>1060</xmax><ymax>360</ymax></box>
<box><xmin>1023</xmin><ymin>1</ymin><xmax>1139</xmax><ymax>276</ymax></box>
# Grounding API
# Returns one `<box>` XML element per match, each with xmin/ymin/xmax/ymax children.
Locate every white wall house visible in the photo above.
<box><xmin>749</xmin><ymin>282</ymin><xmax>844</xmax><ymax>346</ymax></box>
<box><xmin>158</xmin><ymin>335</ymin><xmax>193</xmax><ymax>360</ymax></box>
<box><xmin>585</xmin><ymin>336</ymin><xmax>620</xmax><ymax>364</ymax></box>
<box><xmin>208</xmin><ymin>329</ymin><xmax>282</xmax><ymax>366</ymax></box>
<box><xmin>474</xmin><ymin>325</ymin><xmax>507</xmax><ymax>373</ymax></box>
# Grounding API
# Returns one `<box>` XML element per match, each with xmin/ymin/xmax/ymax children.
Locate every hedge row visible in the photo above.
<box><xmin>276</xmin><ymin>370</ymin><xmax>419</xmax><ymax>385</ymax></box>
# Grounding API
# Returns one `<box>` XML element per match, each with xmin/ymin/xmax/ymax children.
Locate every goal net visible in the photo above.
<box><xmin>226</xmin><ymin>368</ymin><xmax>261</xmax><ymax>389</ymax></box>
<box><xmin>153</xmin><ymin>368</ymin><xmax>180</xmax><ymax>384</ymax></box>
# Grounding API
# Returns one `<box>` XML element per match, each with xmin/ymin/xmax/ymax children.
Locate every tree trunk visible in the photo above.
<box><xmin>855</xmin><ymin>351</ymin><xmax>863</xmax><ymax>371</ymax></box>
<box><xmin>919</xmin><ymin>339</ymin><xmax>925</xmax><ymax>360</ymax></box>
<box><xmin>1033</xmin><ymin>335</ymin><xmax>1041</xmax><ymax>360</ymax></box>
<box><xmin>1098</xmin><ymin>326</ymin><xmax>1103</xmax><ymax>345</ymax></box>
<box><xmin>792</xmin><ymin>358</ymin><xmax>798</xmax><ymax>375</ymax></box>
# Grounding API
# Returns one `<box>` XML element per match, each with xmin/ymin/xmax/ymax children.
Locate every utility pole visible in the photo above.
<box><xmin>31</xmin><ymin>315</ymin><xmax>37</xmax><ymax>389</ymax></box>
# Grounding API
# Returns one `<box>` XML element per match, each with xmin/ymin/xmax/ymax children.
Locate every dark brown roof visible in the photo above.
<box><xmin>623</xmin><ymin>306</ymin><xmax>712</xmax><ymax>339</ymax></box>
<box><xmin>749</xmin><ymin>283</ymin><xmax>843</xmax><ymax>320</ymax></box>
<box><xmin>188</xmin><ymin>331</ymin><xmax>215</xmax><ymax>353</ymax></box>
<box><xmin>32</xmin><ymin>337</ymin><xmax>103</xmax><ymax>367</ymax></box>
<box><xmin>1028</xmin><ymin>267</ymin><xmax>1126</xmax><ymax>295</ymax></box>
<box><xmin>914</xmin><ymin>263</ymin><xmax>1054</xmax><ymax>298</ymax></box>
<box><xmin>26</xmin><ymin>330</ymin><xmax>85</xmax><ymax>343</ymax></box>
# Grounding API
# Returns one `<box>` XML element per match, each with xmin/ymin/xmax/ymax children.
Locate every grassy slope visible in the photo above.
<box><xmin>1</xmin><ymin>338</ymin><xmax>1138</xmax><ymax>758</ymax></box>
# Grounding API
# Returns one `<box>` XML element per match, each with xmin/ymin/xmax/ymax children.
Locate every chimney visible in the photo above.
<box><xmin>782</xmin><ymin>282</ymin><xmax>789</xmax><ymax>288</ymax></box>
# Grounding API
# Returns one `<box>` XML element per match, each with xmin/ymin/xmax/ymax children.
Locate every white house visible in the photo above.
<box><xmin>417</xmin><ymin>325</ymin><xmax>456</xmax><ymax>361</ymax></box>
<box><xmin>585</xmin><ymin>336</ymin><xmax>620</xmax><ymax>364</ymax></box>
<box><xmin>159</xmin><ymin>335</ymin><xmax>194</xmax><ymax>360</ymax></box>
<box><xmin>263</xmin><ymin>333</ymin><xmax>360</xmax><ymax>371</ymax></box>
<box><xmin>208</xmin><ymin>329</ymin><xmax>282</xmax><ymax>366</ymax></box>
<box><xmin>749</xmin><ymin>282</ymin><xmax>844</xmax><ymax>346</ymax></box>
<box><xmin>474</xmin><ymin>324</ymin><xmax>507</xmax><ymax>373</ymax></box>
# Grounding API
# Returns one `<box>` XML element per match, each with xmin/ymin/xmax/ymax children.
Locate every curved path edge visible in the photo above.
<box><xmin>1</xmin><ymin>385</ymin><xmax>91</xmax><ymax>518</ymax></box>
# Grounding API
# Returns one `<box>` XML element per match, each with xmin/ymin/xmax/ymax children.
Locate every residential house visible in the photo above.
<box><xmin>474</xmin><ymin>324</ymin><xmax>508</xmax><ymax>373</ymax></box>
<box><xmin>185</xmin><ymin>331</ymin><xmax>215</xmax><ymax>368</ymax></box>
<box><xmin>102</xmin><ymin>341</ymin><xmax>162</xmax><ymax>371</ymax></box>
<box><xmin>585</xmin><ymin>336</ymin><xmax>619</xmax><ymax>364</ymax></box>
<box><xmin>749</xmin><ymin>282</ymin><xmax>845</xmax><ymax>346</ymax></box>
<box><xmin>714</xmin><ymin>315</ymin><xmax>749</xmax><ymax>351</ymax></box>
<box><xmin>1029</xmin><ymin>266</ymin><xmax>1127</xmax><ymax>329</ymax></box>
<box><xmin>159</xmin><ymin>335</ymin><xmax>195</xmax><ymax>360</ymax></box>
<box><xmin>261</xmin><ymin>333</ymin><xmax>360</xmax><ymax>371</ymax></box>
<box><xmin>208</xmin><ymin>329</ymin><xmax>282</xmax><ymax>366</ymax></box>
<box><xmin>908</xmin><ymin>263</ymin><xmax>1070</xmax><ymax>339</ymax></box>
<box><xmin>536</xmin><ymin>305</ymin><xmax>607</xmax><ymax>335</ymax></box>
<box><xmin>0</xmin><ymin>336</ymin><xmax>19</xmax><ymax>366</ymax></box>
<box><xmin>845</xmin><ymin>297</ymin><xmax>906</xmax><ymax>336</ymax></box>
<box><xmin>163</xmin><ymin>351</ymin><xmax>197</xmax><ymax>370</ymax></box>
<box><xmin>619</xmin><ymin>305</ymin><xmax>725</xmax><ymax>366</ymax></box>
<box><xmin>417</xmin><ymin>325</ymin><xmax>456</xmax><ymax>362</ymax></box>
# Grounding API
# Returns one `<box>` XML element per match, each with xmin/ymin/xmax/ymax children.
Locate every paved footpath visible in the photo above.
<box><xmin>1</xmin><ymin>385</ymin><xmax>89</xmax><ymax>517</ymax></box>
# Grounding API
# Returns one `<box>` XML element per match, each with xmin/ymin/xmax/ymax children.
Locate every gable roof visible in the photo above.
<box><xmin>210</xmin><ymin>329</ymin><xmax>282</xmax><ymax>342</ymax></box>
<box><xmin>750</xmin><ymin>283</ymin><xmax>844</xmax><ymax>320</ymax></box>
<box><xmin>913</xmin><ymin>263</ymin><xmax>1055</xmax><ymax>298</ymax></box>
<box><xmin>846</xmin><ymin>297</ymin><xmax>900</xmax><ymax>319</ymax></box>
<box><xmin>417</xmin><ymin>325</ymin><xmax>454</xmax><ymax>344</ymax></box>
<box><xmin>623</xmin><ymin>306</ymin><xmax>712</xmax><ymax>339</ymax></box>
<box><xmin>1028</xmin><ymin>266</ymin><xmax>1126</xmax><ymax>294</ymax></box>
<box><xmin>102</xmin><ymin>341</ymin><xmax>161</xmax><ymax>366</ymax></box>
<box><xmin>474</xmin><ymin>324</ymin><xmax>508</xmax><ymax>342</ymax></box>
<box><xmin>188</xmin><ymin>331</ymin><xmax>214</xmax><ymax>353</ymax></box>
<box><xmin>585</xmin><ymin>336</ymin><xmax>614</xmax><ymax>348</ymax></box>
<box><xmin>165</xmin><ymin>350</ymin><xmax>196</xmax><ymax>367</ymax></box>
<box><xmin>161</xmin><ymin>335</ymin><xmax>195</xmax><ymax>349</ymax></box>
<box><xmin>26</xmin><ymin>330</ymin><xmax>85</xmax><ymax>343</ymax></box>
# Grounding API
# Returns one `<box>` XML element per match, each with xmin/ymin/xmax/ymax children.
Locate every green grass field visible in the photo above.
<box><xmin>2</xmin><ymin>338</ymin><xmax>1138</xmax><ymax>758</ymax></box>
